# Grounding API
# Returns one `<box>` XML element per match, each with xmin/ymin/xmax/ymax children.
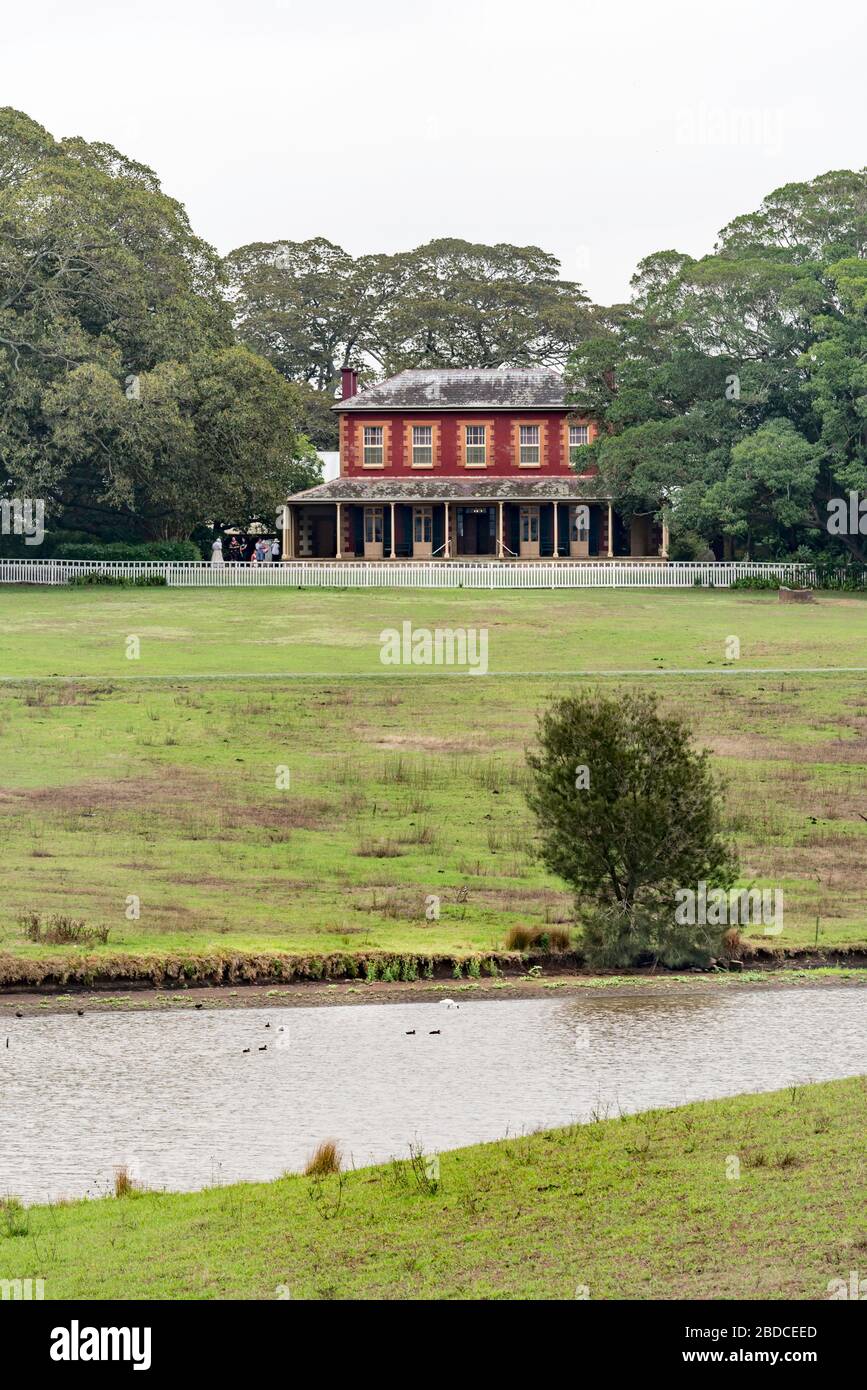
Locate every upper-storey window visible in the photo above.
<box><xmin>412</xmin><ymin>425</ymin><xmax>433</xmax><ymax>467</ymax></box>
<box><xmin>569</xmin><ymin>424</ymin><xmax>589</xmax><ymax>463</ymax></box>
<box><xmin>363</xmin><ymin>425</ymin><xmax>384</xmax><ymax>467</ymax></box>
<box><xmin>465</xmin><ymin>425</ymin><xmax>487</xmax><ymax>467</ymax></box>
<box><xmin>519</xmin><ymin>424</ymin><xmax>540</xmax><ymax>466</ymax></box>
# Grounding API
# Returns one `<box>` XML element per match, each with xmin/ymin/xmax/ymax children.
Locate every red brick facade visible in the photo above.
<box><xmin>340</xmin><ymin>411</ymin><xmax>598</xmax><ymax>477</ymax></box>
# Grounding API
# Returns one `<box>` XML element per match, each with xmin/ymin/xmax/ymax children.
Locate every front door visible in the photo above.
<box><xmin>364</xmin><ymin>506</ymin><xmax>384</xmax><ymax>559</ymax></box>
<box><xmin>519</xmin><ymin>505</ymin><xmax>540</xmax><ymax>558</ymax></box>
<box><xmin>412</xmin><ymin>506</ymin><xmax>433</xmax><ymax>559</ymax></box>
<box><xmin>570</xmin><ymin>504</ymin><xmax>590</xmax><ymax>558</ymax></box>
<box><xmin>313</xmin><ymin>515</ymin><xmax>336</xmax><ymax>558</ymax></box>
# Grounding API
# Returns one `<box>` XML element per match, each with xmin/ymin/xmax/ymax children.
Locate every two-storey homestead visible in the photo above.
<box><xmin>281</xmin><ymin>368</ymin><xmax>667</xmax><ymax>561</ymax></box>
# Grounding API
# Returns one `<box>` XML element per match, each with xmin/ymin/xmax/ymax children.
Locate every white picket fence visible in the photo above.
<box><xmin>0</xmin><ymin>558</ymin><xmax>834</xmax><ymax>589</ymax></box>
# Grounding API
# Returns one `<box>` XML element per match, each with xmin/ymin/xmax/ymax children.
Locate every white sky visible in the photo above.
<box><xmin>5</xmin><ymin>0</ymin><xmax>866</xmax><ymax>304</ymax></box>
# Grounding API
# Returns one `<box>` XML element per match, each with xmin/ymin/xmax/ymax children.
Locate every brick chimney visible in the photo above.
<box><xmin>341</xmin><ymin>366</ymin><xmax>359</xmax><ymax>399</ymax></box>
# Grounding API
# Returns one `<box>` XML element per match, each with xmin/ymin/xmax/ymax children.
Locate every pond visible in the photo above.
<box><xmin>1</xmin><ymin>985</ymin><xmax>865</xmax><ymax>1203</ymax></box>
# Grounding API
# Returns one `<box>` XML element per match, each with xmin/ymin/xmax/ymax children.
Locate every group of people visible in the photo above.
<box><xmin>210</xmin><ymin>534</ymin><xmax>281</xmax><ymax>566</ymax></box>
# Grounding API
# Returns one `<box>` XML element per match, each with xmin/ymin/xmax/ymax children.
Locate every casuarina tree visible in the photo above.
<box><xmin>526</xmin><ymin>689</ymin><xmax>738</xmax><ymax>967</ymax></box>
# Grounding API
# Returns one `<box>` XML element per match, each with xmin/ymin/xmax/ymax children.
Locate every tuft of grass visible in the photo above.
<box><xmin>356</xmin><ymin>838</ymin><xmax>402</xmax><ymax>858</ymax></box>
<box><xmin>304</xmin><ymin>1140</ymin><xmax>342</xmax><ymax>1178</ymax></box>
<box><xmin>0</xmin><ymin>1195</ymin><xmax>29</xmax><ymax>1237</ymax></box>
<box><xmin>504</xmin><ymin>924</ymin><xmax>572</xmax><ymax>953</ymax></box>
<box><xmin>113</xmin><ymin>1165</ymin><xmax>137</xmax><ymax>1198</ymax></box>
<box><xmin>19</xmin><ymin>911</ymin><xmax>110</xmax><ymax>946</ymax></box>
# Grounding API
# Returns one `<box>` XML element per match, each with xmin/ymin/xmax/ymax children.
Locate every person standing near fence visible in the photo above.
<box><xmin>211</xmin><ymin>536</ymin><xmax>224</xmax><ymax>567</ymax></box>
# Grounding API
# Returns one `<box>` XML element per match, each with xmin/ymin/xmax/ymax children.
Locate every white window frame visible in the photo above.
<box><xmin>465</xmin><ymin>424</ymin><xmax>487</xmax><ymax>468</ymax></box>
<box><xmin>519</xmin><ymin>424</ymin><xmax>540</xmax><ymax>467</ymax></box>
<box><xmin>569</xmin><ymin>423</ymin><xmax>589</xmax><ymax>465</ymax></box>
<box><xmin>412</xmin><ymin>424</ymin><xmax>433</xmax><ymax>468</ymax></box>
<box><xmin>363</xmin><ymin>425</ymin><xmax>384</xmax><ymax>468</ymax></box>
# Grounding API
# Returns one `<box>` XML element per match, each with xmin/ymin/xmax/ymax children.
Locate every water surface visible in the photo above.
<box><xmin>1</xmin><ymin>986</ymin><xmax>864</xmax><ymax>1203</ymax></box>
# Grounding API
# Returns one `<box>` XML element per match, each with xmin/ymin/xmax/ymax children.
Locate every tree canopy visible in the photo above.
<box><xmin>0</xmin><ymin>108</ymin><xmax>307</xmax><ymax>543</ymax></box>
<box><xmin>526</xmin><ymin>689</ymin><xmax>738</xmax><ymax>967</ymax></box>
<box><xmin>567</xmin><ymin>170</ymin><xmax>867</xmax><ymax>561</ymax></box>
<box><xmin>225</xmin><ymin>236</ymin><xmax>591</xmax><ymax>388</ymax></box>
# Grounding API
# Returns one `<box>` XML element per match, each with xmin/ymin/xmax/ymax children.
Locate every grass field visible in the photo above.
<box><xmin>1</xmin><ymin>587</ymin><xmax>866</xmax><ymax>964</ymax></box>
<box><xmin>1</xmin><ymin>1077</ymin><xmax>863</xmax><ymax>1299</ymax></box>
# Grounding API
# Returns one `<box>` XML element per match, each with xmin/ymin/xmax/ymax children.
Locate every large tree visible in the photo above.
<box><xmin>225</xmin><ymin>237</ymin><xmax>404</xmax><ymax>395</ymax></box>
<box><xmin>372</xmin><ymin>238</ymin><xmax>592</xmax><ymax>371</ymax></box>
<box><xmin>40</xmin><ymin>348</ymin><xmax>314</xmax><ymax>539</ymax></box>
<box><xmin>567</xmin><ymin>170</ymin><xmax>867</xmax><ymax>561</ymax></box>
<box><xmin>0</xmin><ymin>109</ymin><xmax>306</xmax><ymax>541</ymax></box>
<box><xmin>225</xmin><ymin>235</ymin><xmax>592</xmax><ymax>406</ymax></box>
<box><xmin>526</xmin><ymin>690</ymin><xmax>738</xmax><ymax>967</ymax></box>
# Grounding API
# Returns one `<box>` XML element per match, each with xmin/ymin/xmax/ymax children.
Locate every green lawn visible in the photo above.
<box><xmin>1</xmin><ymin>585</ymin><xmax>866</xmax><ymax>678</ymax></box>
<box><xmin>0</xmin><ymin>587</ymin><xmax>866</xmax><ymax>965</ymax></box>
<box><xmin>2</xmin><ymin>1077</ymin><xmax>864</xmax><ymax>1299</ymax></box>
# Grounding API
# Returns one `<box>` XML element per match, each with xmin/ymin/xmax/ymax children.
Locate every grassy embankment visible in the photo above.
<box><xmin>0</xmin><ymin>587</ymin><xmax>866</xmax><ymax>982</ymax></box>
<box><xmin>0</xmin><ymin>1077</ymin><xmax>864</xmax><ymax>1299</ymax></box>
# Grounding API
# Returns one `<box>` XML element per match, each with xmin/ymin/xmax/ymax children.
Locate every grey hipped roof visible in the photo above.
<box><xmin>285</xmin><ymin>476</ymin><xmax>609</xmax><ymax>504</ymax></box>
<box><xmin>335</xmin><ymin>369</ymin><xmax>569</xmax><ymax>412</ymax></box>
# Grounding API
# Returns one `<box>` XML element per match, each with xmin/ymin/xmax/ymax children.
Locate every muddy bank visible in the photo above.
<box><xmin>1</xmin><ymin>961</ymin><xmax>865</xmax><ymax>1017</ymax></box>
<box><xmin>0</xmin><ymin>940</ymin><xmax>865</xmax><ymax>998</ymax></box>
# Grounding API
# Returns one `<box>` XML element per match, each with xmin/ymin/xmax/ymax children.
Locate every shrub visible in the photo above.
<box><xmin>812</xmin><ymin>562</ymin><xmax>867</xmax><ymax>591</ymax></box>
<box><xmin>730</xmin><ymin>574</ymin><xmax>782</xmax><ymax>591</ymax></box>
<box><xmin>54</xmin><ymin>541</ymin><xmax>200</xmax><ymax>561</ymax></box>
<box><xmin>581</xmin><ymin>902</ymin><xmax>712</xmax><ymax>969</ymax></box>
<box><xmin>66</xmin><ymin>573</ymin><xmax>168</xmax><ymax>587</ymax></box>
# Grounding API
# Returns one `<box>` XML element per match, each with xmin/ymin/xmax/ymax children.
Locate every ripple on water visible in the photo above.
<box><xmin>1</xmin><ymin>986</ymin><xmax>865</xmax><ymax>1203</ymax></box>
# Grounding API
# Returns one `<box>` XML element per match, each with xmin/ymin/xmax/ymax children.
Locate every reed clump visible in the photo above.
<box><xmin>304</xmin><ymin>1140</ymin><xmax>342</xmax><ymax>1177</ymax></box>
<box><xmin>504</xmin><ymin>924</ymin><xmax>572</xmax><ymax>953</ymax></box>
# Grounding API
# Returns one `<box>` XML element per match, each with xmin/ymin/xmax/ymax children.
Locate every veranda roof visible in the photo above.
<box><xmin>285</xmin><ymin>477</ymin><xmax>610</xmax><ymax>504</ymax></box>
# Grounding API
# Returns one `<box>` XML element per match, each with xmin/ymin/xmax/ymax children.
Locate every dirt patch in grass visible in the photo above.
<box><xmin>703</xmin><ymin>734</ymin><xmax>783</xmax><ymax>759</ymax></box>
<box><xmin>0</xmin><ymin>775</ymin><xmax>336</xmax><ymax>837</ymax></box>
<box><xmin>2</xmin><ymin>772</ymin><xmax>216</xmax><ymax>813</ymax></box>
<box><xmin>20</xmin><ymin>682</ymin><xmax>117</xmax><ymax>708</ymax></box>
<box><xmin>369</xmin><ymin>732</ymin><xmax>490</xmax><ymax>754</ymax></box>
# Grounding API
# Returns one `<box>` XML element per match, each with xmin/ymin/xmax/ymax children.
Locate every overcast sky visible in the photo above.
<box><xmin>6</xmin><ymin>0</ymin><xmax>866</xmax><ymax>304</ymax></box>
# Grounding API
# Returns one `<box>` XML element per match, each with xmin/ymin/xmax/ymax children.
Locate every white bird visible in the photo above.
<box><xmin>439</xmin><ymin>999</ymin><xmax>460</xmax><ymax>1010</ymax></box>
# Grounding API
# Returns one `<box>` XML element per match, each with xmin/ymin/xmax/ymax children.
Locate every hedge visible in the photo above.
<box><xmin>52</xmin><ymin>541</ymin><xmax>202</xmax><ymax>561</ymax></box>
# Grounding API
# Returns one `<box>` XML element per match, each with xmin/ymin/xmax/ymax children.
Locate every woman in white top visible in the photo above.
<box><xmin>211</xmin><ymin>537</ymin><xmax>225</xmax><ymax>566</ymax></box>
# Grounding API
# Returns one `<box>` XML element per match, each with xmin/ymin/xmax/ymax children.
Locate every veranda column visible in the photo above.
<box><xmin>607</xmin><ymin>501</ymin><xmax>614</xmax><ymax>559</ymax></box>
<box><xmin>497</xmin><ymin>500</ymin><xmax>504</xmax><ymax>558</ymax></box>
<box><xmin>661</xmin><ymin>513</ymin><xmax>670</xmax><ymax>559</ymax></box>
<box><xmin>282</xmin><ymin>505</ymin><xmax>291</xmax><ymax>560</ymax></box>
<box><xmin>390</xmin><ymin>501</ymin><xmax>396</xmax><ymax>559</ymax></box>
<box><xmin>444</xmin><ymin>501</ymin><xmax>450</xmax><ymax>559</ymax></box>
<box><xmin>553</xmin><ymin>501</ymin><xmax>559</xmax><ymax>558</ymax></box>
<box><xmin>335</xmin><ymin>501</ymin><xmax>342</xmax><ymax>560</ymax></box>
